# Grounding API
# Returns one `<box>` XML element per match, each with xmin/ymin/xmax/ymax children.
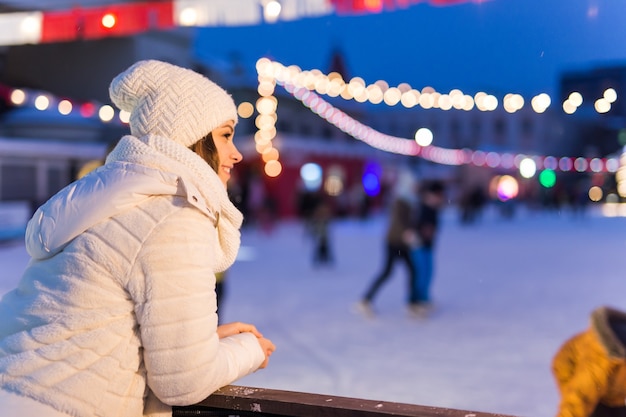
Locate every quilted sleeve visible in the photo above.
<box><xmin>131</xmin><ymin>206</ymin><xmax>265</xmax><ymax>406</ymax></box>
<box><xmin>552</xmin><ymin>334</ymin><xmax>580</xmax><ymax>392</ymax></box>
<box><xmin>552</xmin><ymin>332</ymin><xmax>609</xmax><ymax>417</ymax></box>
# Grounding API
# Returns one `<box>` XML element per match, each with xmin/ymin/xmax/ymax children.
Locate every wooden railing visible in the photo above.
<box><xmin>172</xmin><ymin>385</ymin><xmax>519</xmax><ymax>417</ymax></box>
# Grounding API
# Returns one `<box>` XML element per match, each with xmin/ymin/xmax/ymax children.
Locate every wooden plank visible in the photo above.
<box><xmin>180</xmin><ymin>385</ymin><xmax>519</xmax><ymax>417</ymax></box>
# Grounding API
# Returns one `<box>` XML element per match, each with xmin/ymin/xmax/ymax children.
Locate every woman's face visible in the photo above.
<box><xmin>212</xmin><ymin>120</ymin><xmax>242</xmax><ymax>187</ymax></box>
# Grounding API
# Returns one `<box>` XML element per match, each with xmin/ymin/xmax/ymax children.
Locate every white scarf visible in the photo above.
<box><xmin>107</xmin><ymin>134</ymin><xmax>243</xmax><ymax>272</ymax></box>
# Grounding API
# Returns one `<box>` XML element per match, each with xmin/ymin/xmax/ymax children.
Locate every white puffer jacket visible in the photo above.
<box><xmin>0</xmin><ymin>134</ymin><xmax>265</xmax><ymax>417</ymax></box>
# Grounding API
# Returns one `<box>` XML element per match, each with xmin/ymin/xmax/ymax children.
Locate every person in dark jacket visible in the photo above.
<box><xmin>409</xmin><ymin>180</ymin><xmax>446</xmax><ymax>317</ymax></box>
<box><xmin>552</xmin><ymin>306</ymin><xmax>626</xmax><ymax>417</ymax></box>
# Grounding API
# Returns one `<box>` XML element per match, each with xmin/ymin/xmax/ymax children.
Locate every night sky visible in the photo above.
<box><xmin>195</xmin><ymin>0</ymin><xmax>626</xmax><ymax>98</ymax></box>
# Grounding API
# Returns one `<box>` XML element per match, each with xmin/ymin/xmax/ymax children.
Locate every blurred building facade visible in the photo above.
<box><xmin>0</xmin><ymin>28</ymin><xmax>621</xmax><ymax>218</ymax></box>
<box><xmin>0</xmin><ymin>29</ymin><xmax>196</xmax><ymax>208</ymax></box>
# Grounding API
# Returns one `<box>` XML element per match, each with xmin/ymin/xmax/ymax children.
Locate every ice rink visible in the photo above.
<box><xmin>2</xmin><ymin>205</ymin><xmax>625</xmax><ymax>417</ymax></box>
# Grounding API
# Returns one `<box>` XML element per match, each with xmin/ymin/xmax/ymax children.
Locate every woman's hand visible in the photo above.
<box><xmin>256</xmin><ymin>337</ymin><xmax>276</xmax><ymax>369</ymax></box>
<box><xmin>217</xmin><ymin>321</ymin><xmax>276</xmax><ymax>369</ymax></box>
<box><xmin>217</xmin><ymin>322</ymin><xmax>263</xmax><ymax>339</ymax></box>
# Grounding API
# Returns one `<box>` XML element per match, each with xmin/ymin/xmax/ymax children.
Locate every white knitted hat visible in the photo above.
<box><xmin>109</xmin><ymin>60</ymin><xmax>238</xmax><ymax>148</ymax></box>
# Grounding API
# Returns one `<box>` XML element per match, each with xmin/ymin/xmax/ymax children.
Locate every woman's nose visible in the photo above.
<box><xmin>231</xmin><ymin>145</ymin><xmax>243</xmax><ymax>163</ymax></box>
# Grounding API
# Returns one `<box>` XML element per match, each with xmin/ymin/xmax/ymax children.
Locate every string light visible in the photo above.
<box><xmin>57</xmin><ymin>99</ymin><xmax>72</xmax><ymax>115</ymax></box>
<box><xmin>98</xmin><ymin>105</ymin><xmax>115</xmax><ymax>122</ymax></box>
<box><xmin>0</xmin><ymin>56</ymin><xmax>618</xmax><ymax>178</ymax></box>
<box><xmin>33</xmin><ymin>95</ymin><xmax>49</xmax><ymax>111</ymax></box>
<box><xmin>9</xmin><ymin>89</ymin><xmax>26</xmax><ymax>105</ymax></box>
<box><xmin>255</xmin><ymin>58</ymin><xmax>620</xmax><ymax>175</ymax></box>
<box><xmin>1</xmin><ymin>83</ymin><xmax>129</xmax><ymax>126</ymax></box>
<box><xmin>257</xmin><ymin>58</ymin><xmax>616</xmax><ymax>117</ymax></box>
<box><xmin>414</xmin><ymin>128</ymin><xmax>433</xmax><ymax>147</ymax></box>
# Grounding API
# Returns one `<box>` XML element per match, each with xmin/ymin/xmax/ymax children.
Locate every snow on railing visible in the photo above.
<box><xmin>173</xmin><ymin>385</ymin><xmax>519</xmax><ymax>417</ymax></box>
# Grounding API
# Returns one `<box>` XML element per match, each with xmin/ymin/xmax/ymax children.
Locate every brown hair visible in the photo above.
<box><xmin>191</xmin><ymin>132</ymin><xmax>219</xmax><ymax>172</ymax></box>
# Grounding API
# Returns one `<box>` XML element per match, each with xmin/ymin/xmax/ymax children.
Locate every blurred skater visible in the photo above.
<box><xmin>409</xmin><ymin>180</ymin><xmax>446</xmax><ymax>318</ymax></box>
<box><xmin>459</xmin><ymin>185</ymin><xmax>486</xmax><ymax>225</ymax></box>
<box><xmin>310</xmin><ymin>201</ymin><xmax>334</xmax><ymax>267</ymax></box>
<box><xmin>356</xmin><ymin>170</ymin><xmax>419</xmax><ymax>317</ymax></box>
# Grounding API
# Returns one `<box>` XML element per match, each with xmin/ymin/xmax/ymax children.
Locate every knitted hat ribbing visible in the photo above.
<box><xmin>109</xmin><ymin>60</ymin><xmax>238</xmax><ymax>148</ymax></box>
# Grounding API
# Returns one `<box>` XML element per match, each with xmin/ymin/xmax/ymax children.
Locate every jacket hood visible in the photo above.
<box><xmin>25</xmin><ymin>161</ymin><xmax>180</xmax><ymax>260</ymax></box>
<box><xmin>26</xmin><ymin>134</ymin><xmax>243</xmax><ymax>274</ymax></box>
<box><xmin>591</xmin><ymin>306</ymin><xmax>626</xmax><ymax>359</ymax></box>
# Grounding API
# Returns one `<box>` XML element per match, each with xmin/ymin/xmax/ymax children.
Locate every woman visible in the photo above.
<box><xmin>0</xmin><ymin>60</ymin><xmax>275</xmax><ymax>417</ymax></box>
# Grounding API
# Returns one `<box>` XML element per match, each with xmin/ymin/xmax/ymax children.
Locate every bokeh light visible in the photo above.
<box><xmin>98</xmin><ymin>104</ymin><xmax>115</xmax><ymax>122</ymax></box>
<box><xmin>414</xmin><ymin>128</ymin><xmax>433</xmax><ymax>147</ymax></box>
<box><xmin>588</xmin><ymin>185</ymin><xmax>603</xmax><ymax>202</ymax></box>
<box><xmin>119</xmin><ymin>110</ymin><xmax>130</xmax><ymax>124</ymax></box>
<box><xmin>101</xmin><ymin>13</ymin><xmax>116</xmax><ymax>29</ymax></box>
<box><xmin>531</xmin><ymin>93</ymin><xmax>551</xmax><ymax>113</ymax></box>
<box><xmin>263</xmin><ymin>0</ymin><xmax>282</xmax><ymax>23</ymax></box>
<box><xmin>595</xmin><ymin>98</ymin><xmax>611</xmax><ymax>113</ymax></box>
<box><xmin>324</xmin><ymin>175</ymin><xmax>344</xmax><ymax>196</ymax></box>
<box><xmin>264</xmin><ymin>160</ymin><xmax>282</xmax><ymax>177</ymax></box>
<box><xmin>568</xmin><ymin>91</ymin><xmax>583</xmax><ymax>107</ymax></box>
<box><xmin>324</xmin><ymin>165</ymin><xmax>345</xmax><ymax>196</ymax></box>
<box><xmin>10</xmin><ymin>89</ymin><xmax>26</xmax><ymax>105</ymax></box>
<box><xmin>300</xmin><ymin>162</ymin><xmax>323</xmax><ymax>191</ymax></box>
<box><xmin>57</xmin><ymin>99</ymin><xmax>72</xmax><ymax>115</ymax></box>
<box><xmin>497</xmin><ymin>175</ymin><xmax>519</xmax><ymax>201</ymax></box>
<box><xmin>362</xmin><ymin>161</ymin><xmax>382</xmax><ymax>197</ymax></box>
<box><xmin>519</xmin><ymin>157</ymin><xmax>537</xmax><ymax>178</ymax></box>
<box><xmin>261</xmin><ymin>147</ymin><xmax>279</xmax><ymax>163</ymax></box>
<box><xmin>237</xmin><ymin>102</ymin><xmax>254</xmax><ymax>118</ymax></box>
<box><xmin>34</xmin><ymin>94</ymin><xmax>49</xmax><ymax>110</ymax></box>
<box><xmin>604</xmin><ymin>88</ymin><xmax>617</xmax><ymax>103</ymax></box>
<box><xmin>539</xmin><ymin>169</ymin><xmax>556</xmax><ymax>188</ymax></box>
<box><xmin>178</xmin><ymin>7</ymin><xmax>198</xmax><ymax>26</ymax></box>
<box><xmin>79</xmin><ymin>102</ymin><xmax>95</xmax><ymax>118</ymax></box>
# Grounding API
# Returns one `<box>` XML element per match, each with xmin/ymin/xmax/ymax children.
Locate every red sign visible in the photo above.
<box><xmin>330</xmin><ymin>0</ymin><xmax>482</xmax><ymax>14</ymax></box>
<box><xmin>40</xmin><ymin>1</ymin><xmax>174</xmax><ymax>43</ymax></box>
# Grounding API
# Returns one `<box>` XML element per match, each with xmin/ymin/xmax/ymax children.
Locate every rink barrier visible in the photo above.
<box><xmin>172</xmin><ymin>385</ymin><xmax>518</xmax><ymax>417</ymax></box>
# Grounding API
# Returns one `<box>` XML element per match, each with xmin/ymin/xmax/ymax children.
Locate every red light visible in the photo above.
<box><xmin>330</xmin><ymin>0</ymin><xmax>384</xmax><ymax>13</ymax></box>
<box><xmin>41</xmin><ymin>2</ymin><xmax>174</xmax><ymax>42</ymax></box>
<box><xmin>352</xmin><ymin>0</ymin><xmax>383</xmax><ymax>12</ymax></box>
<box><xmin>80</xmin><ymin>102</ymin><xmax>95</xmax><ymax>118</ymax></box>
<box><xmin>430</xmin><ymin>0</ymin><xmax>470</xmax><ymax>5</ymax></box>
<box><xmin>101</xmin><ymin>12</ymin><xmax>117</xmax><ymax>29</ymax></box>
<box><xmin>364</xmin><ymin>0</ymin><xmax>383</xmax><ymax>11</ymax></box>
